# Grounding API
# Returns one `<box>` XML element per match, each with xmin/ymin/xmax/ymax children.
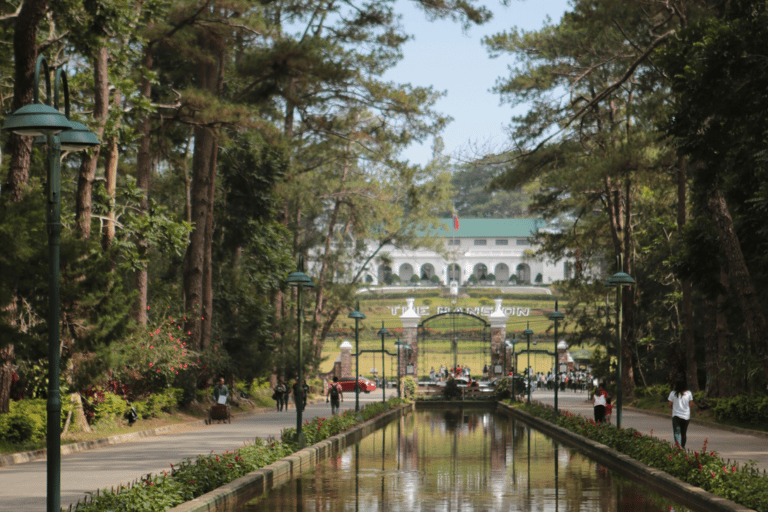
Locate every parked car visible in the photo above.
<box><xmin>338</xmin><ymin>377</ymin><xmax>377</xmax><ymax>393</ymax></box>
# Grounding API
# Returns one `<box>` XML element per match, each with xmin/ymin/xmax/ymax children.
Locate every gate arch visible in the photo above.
<box><xmin>417</xmin><ymin>311</ymin><xmax>491</xmax><ymax>379</ymax></box>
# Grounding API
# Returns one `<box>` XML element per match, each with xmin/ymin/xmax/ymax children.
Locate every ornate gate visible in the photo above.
<box><xmin>417</xmin><ymin>312</ymin><xmax>491</xmax><ymax>378</ymax></box>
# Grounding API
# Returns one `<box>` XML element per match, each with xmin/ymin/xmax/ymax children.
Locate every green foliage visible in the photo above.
<box><xmin>430</xmin><ymin>275</ymin><xmax>440</xmax><ymax>283</ymax></box>
<box><xmin>0</xmin><ymin>400</ymin><xmax>47</xmax><ymax>445</ymax></box>
<box><xmin>93</xmin><ymin>392</ymin><xmax>130</xmax><ymax>425</ymax></box>
<box><xmin>410</xmin><ymin>275</ymin><xmax>420</xmax><ymax>283</ymax></box>
<box><xmin>710</xmin><ymin>395</ymin><xmax>768</xmax><ymax>427</ymax></box>
<box><xmin>249</xmin><ymin>380</ymin><xmax>277</xmax><ymax>408</ymax></box>
<box><xmin>105</xmin><ymin>315</ymin><xmax>199</xmax><ymax>397</ymax></box>
<box><xmin>522</xmin><ymin>403</ymin><xmax>768</xmax><ymax>511</ymax></box>
<box><xmin>401</xmin><ymin>376</ymin><xmax>416</xmax><ymax>398</ymax></box>
<box><xmin>133</xmin><ymin>389</ymin><xmax>182</xmax><ymax>420</ymax></box>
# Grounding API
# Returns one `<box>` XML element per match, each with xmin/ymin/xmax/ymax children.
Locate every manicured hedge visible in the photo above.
<box><xmin>521</xmin><ymin>403</ymin><xmax>768</xmax><ymax>511</ymax></box>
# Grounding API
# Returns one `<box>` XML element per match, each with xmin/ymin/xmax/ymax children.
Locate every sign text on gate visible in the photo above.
<box><xmin>389</xmin><ymin>306</ymin><xmax>531</xmax><ymax>317</ymax></box>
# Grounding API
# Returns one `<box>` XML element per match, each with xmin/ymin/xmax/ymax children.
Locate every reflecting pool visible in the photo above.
<box><xmin>239</xmin><ymin>409</ymin><xmax>693</xmax><ymax>511</ymax></box>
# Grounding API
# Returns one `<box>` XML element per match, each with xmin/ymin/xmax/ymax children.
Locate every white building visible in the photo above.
<box><xmin>358</xmin><ymin>218</ymin><xmax>574</xmax><ymax>286</ymax></box>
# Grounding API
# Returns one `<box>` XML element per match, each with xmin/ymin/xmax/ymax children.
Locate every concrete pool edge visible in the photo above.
<box><xmin>498</xmin><ymin>403</ymin><xmax>753</xmax><ymax>512</ymax></box>
<box><xmin>168</xmin><ymin>402</ymin><xmax>415</xmax><ymax>512</ymax></box>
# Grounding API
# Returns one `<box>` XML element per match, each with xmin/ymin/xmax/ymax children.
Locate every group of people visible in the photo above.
<box><xmin>430</xmin><ymin>364</ymin><xmax>471</xmax><ymax>382</ymax></box>
<box><xmin>271</xmin><ymin>376</ymin><xmax>346</xmax><ymax>416</ymax></box>
<box><xmin>593</xmin><ymin>379</ymin><xmax>694</xmax><ymax>448</ymax></box>
<box><xmin>272</xmin><ymin>379</ymin><xmax>309</xmax><ymax>412</ymax></box>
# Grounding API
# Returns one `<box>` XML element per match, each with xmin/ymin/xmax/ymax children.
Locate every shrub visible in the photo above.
<box><xmin>486</xmin><ymin>273</ymin><xmax>496</xmax><ymax>281</ymax></box>
<box><xmin>710</xmin><ymin>395</ymin><xmax>768</xmax><ymax>426</ymax></box>
<box><xmin>107</xmin><ymin>314</ymin><xmax>200</xmax><ymax>397</ymax></box>
<box><xmin>401</xmin><ymin>376</ymin><xmax>416</xmax><ymax>398</ymax></box>
<box><xmin>0</xmin><ymin>399</ymin><xmax>65</xmax><ymax>447</ymax></box>
<box><xmin>430</xmin><ymin>275</ymin><xmax>440</xmax><ymax>283</ymax></box>
<box><xmin>535</xmin><ymin>273</ymin><xmax>543</xmax><ymax>284</ymax></box>
<box><xmin>422</xmin><ymin>298</ymin><xmax>432</xmax><ymax>306</ymax></box>
<box><xmin>249</xmin><ymin>379</ymin><xmax>277</xmax><ymax>408</ymax></box>
<box><xmin>93</xmin><ymin>391</ymin><xmax>130</xmax><ymax>425</ymax></box>
<box><xmin>410</xmin><ymin>275</ymin><xmax>420</xmax><ymax>283</ymax></box>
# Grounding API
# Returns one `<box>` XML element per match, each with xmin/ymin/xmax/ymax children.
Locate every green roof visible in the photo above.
<box><xmin>435</xmin><ymin>218</ymin><xmax>543</xmax><ymax>238</ymax></box>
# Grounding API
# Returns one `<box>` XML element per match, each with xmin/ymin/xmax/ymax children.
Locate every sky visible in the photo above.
<box><xmin>383</xmin><ymin>0</ymin><xmax>572</xmax><ymax>166</ymax></box>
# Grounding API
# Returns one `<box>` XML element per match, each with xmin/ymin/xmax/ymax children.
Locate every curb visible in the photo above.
<box><xmin>499</xmin><ymin>403</ymin><xmax>753</xmax><ymax>512</ymax></box>
<box><xmin>0</xmin><ymin>399</ymin><xmax>325</xmax><ymax>469</ymax></box>
<box><xmin>169</xmin><ymin>403</ymin><xmax>414</xmax><ymax>512</ymax></box>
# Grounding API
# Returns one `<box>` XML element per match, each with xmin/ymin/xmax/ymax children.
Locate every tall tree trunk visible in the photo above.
<box><xmin>133</xmin><ymin>46</ymin><xmax>154</xmax><ymax>325</ymax></box>
<box><xmin>200</xmin><ymin>47</ymin><xmax>225</xmax><ymax>351</ymax></box>
<box><xmin>707</xmin><ymin>189</ymin><xmax>768</xmax><ymax>382</ymax></box>
<box><xmin>0</xmin><ymin>0</ymin><xmax>48</xmax><ymax>412</ymax></box>
<box><xmin>201</xmin><ymin>134</ymin><xmax>218</xmax><ymax>350</ymax></box>
<box><xmin>75</xmin><ymin>47</ymin><xmax>110</xmax><ymax>239</ymax></box>
<box><xmin>715</xmin><ymin>268</ymin><xmax>734</xmax><ymax>396</ymax></box>
<box><xmin>101</xmin><ymin>90</ymin><xmax>121</xmax><ymax>251</ymax></box>
<box><xmin>2</xmin><ymin>0</ymin><xmax>47</xmax><ymax>202</ymax></box>
<box><xmin>183</xmin><ymin>126</ymin><xmax>214</xmax><ymax>349</ymax></box>
<box><xmin>677</xmin><ymin>157</ymin><xmax>698</xmax><ymax>391</ymax></box>
<box><xmin>183</xmin><ymin>36</ymin><xmax>221</xmax><ymax>349</ymax></box>
<box><xmin>621</xmin><ymin>180</ymin><xmax>635</xmax><ymax>401</ymax></box>
<box><xmin>0</xmin><ymin>344</ymin><xmax>13</xmax><ymax>413</ymax></box>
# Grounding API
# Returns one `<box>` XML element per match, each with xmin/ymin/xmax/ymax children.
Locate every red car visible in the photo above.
<box><xmin>338</xmin><ymin>377</ymin><xmax>377</xmax><ymax>393</ymax></box>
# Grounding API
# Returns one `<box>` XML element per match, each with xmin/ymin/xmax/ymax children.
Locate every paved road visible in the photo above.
<box><xmin>3</xmin><ymin>388</ymin><xmax>767</xmax><ymax>511</ymax></box>
<box><xmin>531</xmin><ymin>389</ymin><xmax>768</xmax><ymax>472</ymax></box>
<box><xmin>0</xmin><ymin>391</ymin><xmax>395</xmax><ymax>512</ymax></box>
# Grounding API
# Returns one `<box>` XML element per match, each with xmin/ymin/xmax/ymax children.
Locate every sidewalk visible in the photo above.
<box><xmin>0</xmin><ymin>395</ymin><xmax>381</xmax><ymax>511</ymax></box>
<box><xmin>532</xmin><ymin>390</ymin><xmax>768</xmax><ymax>472</ymax></box>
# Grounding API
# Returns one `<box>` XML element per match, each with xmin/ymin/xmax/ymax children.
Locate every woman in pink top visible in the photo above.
<box><xmin>668</xmin><ymin>380</ymin><xmax>694</xmax><ymax>448</ymax></box>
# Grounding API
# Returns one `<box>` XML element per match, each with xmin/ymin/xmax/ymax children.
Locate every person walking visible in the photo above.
<box><xmin>593</xmin><ymin>382</ymin><xmax>608</xmax><ymax>423</ymax></box>
<box><xmin>274</xmin><ymin>380</ymin><xmax>287</xmax><ymax>411</ymax></box>
<box><xmin>668</xmin><ymin>380</ymin><xmax>694</xmax><ymax>448</ymax></box>
<box><xmin>326</xmin><ymin>376</ymin><xmax>344</xmax><ymax>415</ymax></box>
<box><xmin>213</xmin><ymin>377</ymin><xmax>229</xmax><ymax>404</ymax></box>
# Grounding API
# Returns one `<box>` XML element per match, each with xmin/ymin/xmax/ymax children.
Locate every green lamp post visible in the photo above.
<box><xmin>548</xmin><ymin>302</ymin><xmax>565</xmax><ymax>416</ymax></box>
<box><xmin>2</xmin><ymin>55</ymin><xmax>99</xmax><ymax>512</ymax></box>
<box><xmin>377</xmin><ymin>322</ymin><xmax>389</xmax><ymax>403</ymax></box>
<box><xmin>523</xmin><ymin>323</ymin><xmax>534</xmax><ymax>405</ymax></box>
<box><xmin>286</xmin><ymin>256</ymin><xmax>313</xmax><ymax>447</ymax></box>
<box><xmin>348</xmin><ymin>302</ymin><xmax>366</xmax><ymax>412</ymax></box>
<box><xmin>605</xmin><ymin>262</ymin><xmax>635</xmax><ymax>429</ymax></box>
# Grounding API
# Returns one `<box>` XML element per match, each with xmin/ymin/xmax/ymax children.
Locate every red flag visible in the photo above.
<box><xmin>453</xmin><ymin>214</ymin><xmax>460</xmax><ymax>230</ymax></box>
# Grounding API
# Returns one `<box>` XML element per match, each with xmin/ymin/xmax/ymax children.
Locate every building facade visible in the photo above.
<box><xmin>361</xmin><ymin>218</ymin><xmax>573</xmax><ymax>286</ymax></box>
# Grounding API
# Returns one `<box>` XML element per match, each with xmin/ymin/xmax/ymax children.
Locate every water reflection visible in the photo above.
<box><xmin>240</xmin><ymin>410</ymin><xmax>692</xmax><ymax>511</ymax></box>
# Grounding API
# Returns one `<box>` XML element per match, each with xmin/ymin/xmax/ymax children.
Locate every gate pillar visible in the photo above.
<box><xmin>399</xmin><ymin>298</ymin><xmax>420</xmax><ymax>379</ymax></box>
<box><xmin>488</xmin><ymin>299</ymin><xmax>508</xmax><ymax>376</ymax></box>
<box><xmin>339</xmin><ymin>340</ymin><xmax>353</xmax><ymax>378</ymax></box>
